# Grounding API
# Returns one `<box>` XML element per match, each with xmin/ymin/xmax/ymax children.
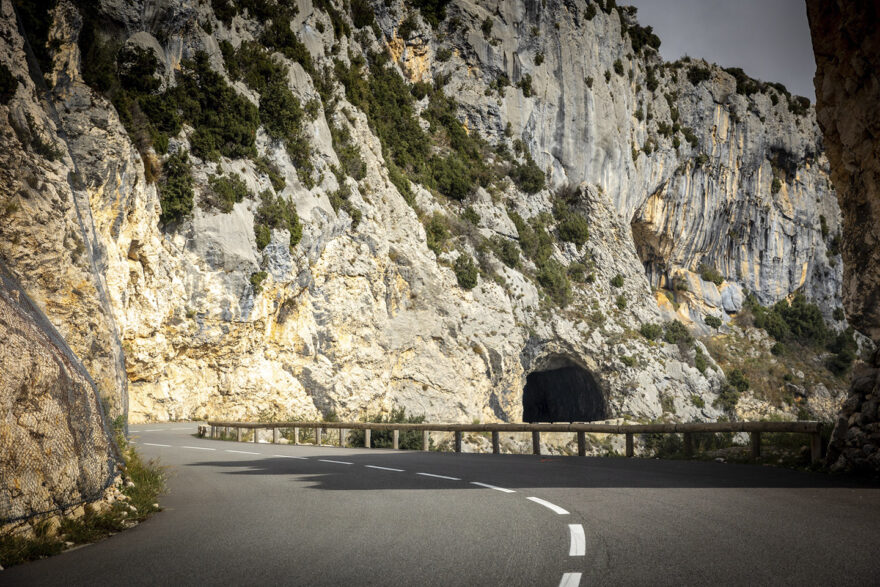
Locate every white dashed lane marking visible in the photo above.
<box><xmin>470</xmin><ymin>482</ymin><xmax>515</xmax><ymax>493</ymax></box>
<box><xmin>365</xmin><ymin>465</ymin><xmax>405</xmax><ymax>472</ymax></box>
<box><xmin>319</xmin><ymin>459</ymin><xmax>354</xmax><ymax>465</ymax></box>
<box><xmin>273</xmin><ymin>455</ymin><xmax>308</xmax><ymax>460</ymax></box>
<box><xmin>527</xmin><ymin>497</ymin><xmax>570</xmax><ymax>515</ymax></box>
<box><xmin>225</xmin><ymin>450</ymin><xmax>259</xmax><ymax>455</ymax></box>
<box><xmin>181</xmin><ymin>446</ymin><xmax>215</xmax><ymax>451</ymax></box>
<box><xmin>417</xmin><ymin>472</ymin><xmax>461</xmax><ymax>481</ymax></box>
<box><xmin>559</xmin><ymin>572</ymin><xmax>582</xmax><ymax>587</ymax></box>
<box><xmin>143</xmin><ymin>443</ymin><xmax>170</xmax><ymax>448</ymax></box>
<box><xmin>568</xmin><ymin>524</ymin><xmax>585</xmax><ymax>556</ymax></box>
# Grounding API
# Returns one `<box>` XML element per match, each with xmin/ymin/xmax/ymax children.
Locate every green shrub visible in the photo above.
<box><xmin>640</xmin><ymin>322</ymin><xmax>663</xmax><ymax>340</ymax></box>
<box><xmin>454</xmin><ymin>254</ymin><xmax>478</xmax><ymax>289</ymax></box>
<box><xmin>254</xmin><ymin>156</ymin><xmax>286</xmax><ymax>192</ymax></box>
<box><xmin>350</xmin><ymin>0</ymin><xmax>375</xmax><ymax>28</ymax></box>
<box><xmin>557</xmin><ymin>213</ymin><xmax>590</xmax><ymax>246</ymax></box>
<box><xmin>699</xmin><ymin>264</ymin><xmax>723</xmax><ymax>285</ymax></box>
<box><xmin>704</xmin><ymin>315</ymin><xmax>722</xmax><ymax>329</ymax></box>
<box><xmin>691</xmin><ymin>395</ymin><xmax>706</xmax><ymax>408</ymax></box>
<box><xmin>682</xmin><ymin>126</ymin><xmax>699</xmax><ymax>148</ymax></box>
<box><xmin>250</xmin><ymin>271</ymin><xmax>268</xmax><ymax>294</ymax></box>
<box><xmin>787</xmin><ymin>95</ymin><xmax>811</xmax><ymax>117</ymax></box>
<box><xmin>253</xmin><ymin>189</ymin><xmax>302</xmax><ymax>249</ymax></box>
<box><xmin>833</xmin><ymin>307</ymin><xmax>845</xmax><ymax>321</ymax></box>
<box><xmin>663</xmin><ymin>320</ymin><xmax>693</xmax><ymax>345</ymax></box>
<box><xmin>610</xmin><ymin>274</ymin><xmax>624</xmax><ymax>288</ymax></box>
<box><xmin>535</xmin><ymin>52</ymin><xmax>545</xmax><ymax>66</ymax></box>
<box><xmin>490</xmin><ymin>236</ymin><xmax>519</xmax><ymax>268</ymax></box>
<box><xmin>567</xmin><ymin>262</ymin><xmax>587</xmax><ymax>282</ymax></box>
<box><xmin>536</xmin><ymin>258</ymin><xmax>571</xmax><ymax>307</ymax></box>
<box><xmin>714</xmin><ymin>384</ymin><xmax>740</xmax><ymax>412</ymax></box>
<box><xmin>771</xmin><ymin>176</ymin><xmax>782</xmax><ymax>195</ymax></box>
<box><xmin>205</xmin><ymin>173</ymin><xmax>251</xmax><ymax>213</ymax></box>
<box><xmin>819</xmin><ymin>214</ymin><xmax>829</xmax><ymax>239</ymax></box>
<box><xmin>726</xmin><ymin>368</ymin><xmax>750</xmax><ymax>392</ymax></box>
<box><xmin>398</xmin><ymin>13</ymin><xmax>419</xmax><ymax>39</ymax></box>
<box><xmin>694</xmin><ymin>348</ymin><xmax>707</xmax><ymax>373</ymax></box>
<box><xmin>826</xmin><ymin>328</ymin><xmax>858</xmax><ymax>375</ymax></box>
<box><xmin>481</xmin><ymin>16</ymin><xmax>493</xmax><ymax>37</ymax></box>
<box><xmin>615</xmin><ymin>294</ymin><xmax>627</xmax><ymax>310</ymax></box>
<box><xmin>329</xmin><ymin>122</ymin><xmax>366</xmax><ymax>181</ymax></box>
<box><xmin>613</xmin><ymin>59</ymin><xmax>624</xmax><ymax>76</ymax></box>
<box><xmin>770</xmin><ymin>342</ymin><xmax>786</xmax><ymax>356</ymax></box>
<box><xmin>159</xmin><ymin>150</ymin><xmax>194</xmax><ymax>224</ymax></box>
<box><xmin>687</xmin><ymin>66</ymin><xmax>711</xmax><ymax>85</ymax></box>
<box><xmin>462</xmin><ymin>206</ymin><xmax>480</xmax><ymax>225</ymax></box>
<box><xmin>0</xmin><ymin>62</ymin><xmax>18</xmax><ymax>103</ymax></box>
<box><xmin>431</xmin><ymin>153</ymin><xmax>472</xmax><ymax>200</ymax></box>
<box><xmin>510</xmin><ymin>154</ymin><xmax>545</xmax><ymax>193</ymax></box>
<box><xmin>517</xmin><ymin>73</ymin><xmax>534</xmax><ymax>97</ymax></box>
<box><xmin>436</xmin><ymin>47</ymin><xmax>452</xmax><ymax>62</ymax></box>
<box><xmin>425</xmin><ymin>212</ymin><xmax>450</xmax><ymax>254</ymax></box>
<box><xmin>621</xmin><ymin>356</ymin><xmax>636</xmax><ymax>367</ymax></box>
<box><xmin>348</xmin><ymin>408</ymin><xmax>430</xmax><ymax>449</ymax></box>
<box><xmin>261</xmin><ymin>19</ymin><xmax>315</xmax><ymax>74</ymax></box>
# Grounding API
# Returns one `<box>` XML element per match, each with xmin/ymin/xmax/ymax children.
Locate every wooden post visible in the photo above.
<box><xmin>339</xmin><ymin>428</ymin><xmax>346</xmax><ymax>447</ymax></box>
<box><xmin>272</xmin><ymin>427</ymin><xmax>279</xmax><ymax>444</ymax></box>
<box><xmin>316</xmin><ymin>428</ymin><xmax>322</xmax><ymax>446</ymax></box>
<box><xmin>392</xmin><ymin>429</ymin><xmax>399</xmax><ymax>450</ymax></box>
<box><xmin>293</xmin><ymin>427</ymin><xmax>300</xmax><ymax>445</ymax></box>
<box><xmin>577</xmin><ymin>431</ymin><xmax>586</xmax><ymax>456</ymax></box>
<box><xmin>683</xmin><ymin>432</ymin><xmax>693</xmax><ymax>458</ymax></box>
<box><xmin>491</xmin><ymin>431</ymin><xmax>500</xmax><ymax>454</ymax></box>
<box><xmin>365</xmin><ymin>429</ymin><xmax>371</xmax><ymax>448</ymax></box>
<box><xmin>422</xmin><ymin>430</ymin><xmax>429</xmax><ymax>451</ymax></box>
<box><xmin>237</xmin><ymin>427</ymin><xmax>242</xmax><ymax>442</ymax></box>
<box><xmin>210</xmin><ymin>425</ymin><xmax>216</xmax><ymax>439</ymax></box>
<box><xmin>751</xmin><ymin>431</ymin><xmax>761</xmax><ymax>460</ymax></box>
<box><xmin>454</xmin><ymin>431</ymin><xmax>462</xmax><ymax>453</ymax></box>
<box><xmin>532</xmin><ymin>431</ymin><xmax>541</xmax><ymax>455</ymax></box>
<box><xmin>254</xmin><ymin>428</ymin><xmax>259</xmax><ymax>443</ymax></box>
<box><xmin>225</xmin><ymin>426</ymin><xmax>230</xmax><ymax>438</ymax></box>
<box><xmin>625</xmin><ymin>433</ymin><xmax>634</xmax><ymax>457</ymax></box>
<box><xmin>810</xmin><ymin>431</ymin><xmax>822</xmax><ymax>465</ymax></box>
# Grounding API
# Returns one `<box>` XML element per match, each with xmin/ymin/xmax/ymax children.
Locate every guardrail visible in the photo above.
<box><xmin>204</xmin><ymin>420</ymin><xmax>825</xmax><ymax>464</ymax></box>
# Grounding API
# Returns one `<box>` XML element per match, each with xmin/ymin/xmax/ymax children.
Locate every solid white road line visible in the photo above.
<box><xmin>559</xmin><ymin>572</ymin><xmax>582</xmax><ymax>587</ymax></box>
<box><xmin>225</xmin><ymin>450</ymin><xmax>259</xmax><ymax>455</ymax></box>
<box><xmin>143</xmin><ymin>443</ymin><xmax>171</xmax><ymax>448</ymax></box>
<box><xmin>470</xmin><ymin>481</ymin><xmax>515</xmax><ymax>493</ymax></box>
<box><xmin>319</xmin><ymin>459</ymin><xmax>353</xmax><ymax>465</ymax></box>
<box><xmin>181</xmin><ymin>446</ymin><xmax>215</xmax><ymax>451</ymax></box>
<box><xmin>527</xmin><ymin>497</ymin><xmax>570</xmax><ymax>515</ymax></box>
<box><xmin>273</xmin><ymin>455</ymin><xmax>308</xmax><ymax>460</ymax></box>
<box><xmin>365</xmin><ymin>465</ymin><xmax>405</xmax><ymax>472</ymax></box>
<box><xmin>417</xmin><ymin>472</ymin><xmax>461</xmax><ymax>481</ymax></box>
<box><xmin>568</xmin><ymin>524</ymin><xmax>586</xmax><ymax>556</ymax></box>
<box><xmin>139</xmin><ymin>429</ymin><xmax>162</xmax><ymax>432</ymax></box>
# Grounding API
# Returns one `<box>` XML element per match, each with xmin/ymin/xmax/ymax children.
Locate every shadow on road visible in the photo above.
<box><xmin>186</xmin><ymin>450</ymin><xmax>880</xmax><ymax>490</ymax></box>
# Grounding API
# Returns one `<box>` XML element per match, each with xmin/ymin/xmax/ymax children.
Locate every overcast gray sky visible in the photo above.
<box><xmin>624</xmin><ymin>0</ymin><xmax>816</xmax><ymax>99</ymax></box>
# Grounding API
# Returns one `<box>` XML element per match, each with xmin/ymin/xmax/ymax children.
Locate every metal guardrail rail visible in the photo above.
<box><xmin>204</xmin><ymin>420</ymin><xmax>825</xmax><ymax>463</ymax></box>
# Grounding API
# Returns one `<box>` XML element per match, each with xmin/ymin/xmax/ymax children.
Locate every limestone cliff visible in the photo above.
<box><xmin>0</xmin><ymin>0</ymin><xmax>848</xmax><ymax>427</ymax></box>
<box><xmin>808</xmin><ymin>0</ymin><xmax>880</xmax><ymax>472</ymax></box>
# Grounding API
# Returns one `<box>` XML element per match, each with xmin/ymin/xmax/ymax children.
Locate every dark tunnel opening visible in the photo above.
<box><xmin>522</xmin><ymin>365</ymin><xmax>606</xmax><ymax>423</ymax></box>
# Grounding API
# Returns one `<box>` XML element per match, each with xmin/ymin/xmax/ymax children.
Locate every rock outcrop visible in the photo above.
<box><xmin>0</xmin><ymin>261</ymin><xmax>118</xmax><ymax>523</ymax></box>
<box><xmin>808</xmin><ymin>0</ymin><xmax>880</xmax><ymax>472</ymax></box>
<box><xmin>0</xmin><ymin>0</ymin><xmax>847</xmax><ymax>427</ymax></box>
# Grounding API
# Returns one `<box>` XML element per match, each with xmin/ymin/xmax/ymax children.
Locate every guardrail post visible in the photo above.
<box><xmin>365</xmin><ymin>429</ymin><xmax>371</xmax><ymax>448</ymax></box>
<box><xmin>224</xmin><ymin>426</ymin><xmax>230</xmax><ymax>438</ymax></box>
<box><xmin>683</xmin><ymin>432</ymin><xmax>693</xmax><ymax>458</ymax></box>
<box><xmin>454</xmin><ymin>431</ymin><xmax>462</xmax><ymax>453</ymax></box>
<box><xmin>392</xmin><ymin>429</ymin><xmax>399</xmax><ymax>450</ymax></box>
<box><xmin>340</xmin><ymin>428</ymin><xmax>346</xmax><ymax>448</ymax></box>
<box><xmin>272</xmin><ymin>427</ymin><xmax>279</xmax><ymax>444</ymax></box>
<box><xmin>422</xmin><ymin>430</ymin><xmax>429</xmax><ymax>451</ymax></box>
<box><xmin>237</xmin><ymin>427</ymin><xmax>242</xmax><ymax>442</ymax></box>
<box><xmin>210</xmin><ymin>425</ymin><xmax>216</xmax><ymax>439</ymax></box>
<box><xmin>254</xmin><ymin>428</ymin><xmax>259</xmax><ymax>443</ymax></box>
<box><xmin>316</xmin><ymin>428</ymin><xmax>322</xmax><ymax>446</ymax></box>
<box><xmin>810</xmin><ymin>429</ymin><xmax>822</xmax><ymax>465</ymax></box>
<box><xmin>625</xmin><ymin>433</ymin><xmax>634</xmax><ymax>457</ymax></box>
<box><xmin>577</xmin><ymin>431</ymin><xmax>586</xmax><ymax>457</ymax></box>
<box><xmin>491</xmin><ymin>431</ymin><xmax>500</xmax><ymax>454</ymax></box>
<box><xmin>532</xmin><ymin>431</ymin><xmax>541</xmax><ymax>455</ymax></box>
<box><xmin>293</xmin><ymin>427</ymin><xmax>299</xmax><ymax>445</ymax></box>
<box><xmin>751</xmin><ymin>431</ymin><xmax>761</xmax><ymax>460</ymax></box>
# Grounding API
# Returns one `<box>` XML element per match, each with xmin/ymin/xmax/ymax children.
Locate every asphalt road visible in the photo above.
<box><xmin>3</xmin><ymin>423</ymin><xmax>880</xmax><ymax>586</ymax></box>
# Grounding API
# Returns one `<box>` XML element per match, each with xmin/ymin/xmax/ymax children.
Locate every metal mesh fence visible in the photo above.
<box><xmin>0</xmin><ymin>262</ymin><xmax>120</xmax><ymax>524</ymax></box>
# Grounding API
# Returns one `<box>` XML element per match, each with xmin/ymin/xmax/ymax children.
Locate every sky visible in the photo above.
<box><xmin>624</xmin><ymin>0</ymin><xmax>816</xmax><ymax>100</ymax></box>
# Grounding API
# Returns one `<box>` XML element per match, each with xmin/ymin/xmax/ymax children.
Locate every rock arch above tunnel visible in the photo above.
<box><xmin>522</xmin><ymin>364</ymin><xmax>606</xmax><ymax>423</ymax></box>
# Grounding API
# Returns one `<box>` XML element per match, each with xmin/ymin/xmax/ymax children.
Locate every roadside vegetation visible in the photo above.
<box><xmin>0</xmin><ymin>419</ymin><xmax>165</xmax><ymax>568</ymax></box>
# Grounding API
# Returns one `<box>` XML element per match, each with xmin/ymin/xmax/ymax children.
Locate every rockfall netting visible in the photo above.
<box><xmin>0</xmin><ymin>263</ymin><xmax>120</xmax><ymax>524</ymax></box>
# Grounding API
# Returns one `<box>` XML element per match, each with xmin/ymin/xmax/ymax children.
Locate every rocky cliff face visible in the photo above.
<box><xmin>0</xmin><ymin>261</ymin><xmax>118</xmax><ymax>523</ymax></box>
<box><xmin>808</xmin><ymin>0</ymin><xmax>880</xmax><ymax>472</ymax></box>
<box><xmin>0</xmin><ymin>0</ymin><xmax>846</xmax><ymax>426</ymax></box>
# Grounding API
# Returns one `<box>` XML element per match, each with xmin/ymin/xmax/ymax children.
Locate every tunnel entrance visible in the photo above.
<box><xmin>522</xmin><ymin>365</ymin><xmax>606</xmax><ymax>423</ymax></box>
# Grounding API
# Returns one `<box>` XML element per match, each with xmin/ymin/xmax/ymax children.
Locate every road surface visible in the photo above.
<box><xmin>3</xmin><ymin>423</ymin><xmax>880</xmax><ymax>586</ymax></box>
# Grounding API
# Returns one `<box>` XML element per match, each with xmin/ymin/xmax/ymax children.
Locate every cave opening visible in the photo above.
<box><xmin>522</xmin><ymin>365</ymin><xmax>606</xmax><ymax>423</ymax></box>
